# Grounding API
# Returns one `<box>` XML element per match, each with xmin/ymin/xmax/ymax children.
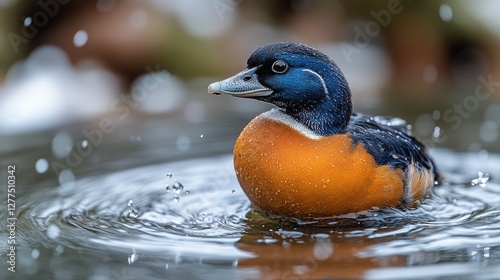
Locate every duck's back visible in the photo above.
<box><xmin>347</xmin><ymin>114</ymin><xmax>430</xmax><ymax>169</ymax></box>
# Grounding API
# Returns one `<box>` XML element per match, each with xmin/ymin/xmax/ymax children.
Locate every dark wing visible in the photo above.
<box><xmin>347</xmin><ymin>113</ymin><xmax>438</xmax><ymax>179</ymax></box>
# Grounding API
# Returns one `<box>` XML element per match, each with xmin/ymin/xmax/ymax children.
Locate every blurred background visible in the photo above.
<box><xmin>1</xmin><ymin>1</ymin><xmax>500</xmax><ymax>279</ymax></box>
<box><xmin>1</xmin><ymin>0</ymin><xmax>499</xmax><ymax>174</ymax></box>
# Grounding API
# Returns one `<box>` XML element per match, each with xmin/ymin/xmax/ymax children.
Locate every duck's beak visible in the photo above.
<box><xmin>208</xmin><ymin>67</ymin><xmax>273</xmax><ymax>97</ymax></box>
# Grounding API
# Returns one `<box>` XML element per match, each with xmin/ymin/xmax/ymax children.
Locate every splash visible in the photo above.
<box><xmin>127</xmin><ymin>200</ymin><xmax>140</xmax><ymax>218</ymax></box>
<box><xmin>471</xmin><ymin>172</ymin><xmax>490</xmax><ymax>188</ymax></box>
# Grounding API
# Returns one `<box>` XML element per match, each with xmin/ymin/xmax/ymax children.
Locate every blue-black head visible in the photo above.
<box><xmin>208</xmin><ymin>42</ymin><xmax>352</xmax><ymax>135</ymax></box>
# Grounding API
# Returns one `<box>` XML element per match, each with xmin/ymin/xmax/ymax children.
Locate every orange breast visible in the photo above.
<box><xmin>234</xmin><ymin>113</ymin><xmax>406</xmax><ymax>219</ymax></box>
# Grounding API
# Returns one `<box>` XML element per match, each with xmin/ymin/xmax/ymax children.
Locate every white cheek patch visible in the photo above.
<box><xmin>302</xmin><ymin>69</ymin><xmax>329</xmax><ymax>96</ymax></box>
<box><xmin>261</xmin><ymin>109</ymin><xmax>323</xmax><ymax>140</ymax></box>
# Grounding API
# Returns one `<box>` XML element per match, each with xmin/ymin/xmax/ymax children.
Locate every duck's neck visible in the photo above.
<box><xmin>286</xmin><ymin>88</ymin><xmax>352</xmax><ymax>136</ymax></box>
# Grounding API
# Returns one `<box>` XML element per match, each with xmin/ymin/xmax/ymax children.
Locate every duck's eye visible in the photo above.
<box><xmin>271</xmin><ymin>60</ymin><xmax>288</xmax><ymax>74</ymax></box>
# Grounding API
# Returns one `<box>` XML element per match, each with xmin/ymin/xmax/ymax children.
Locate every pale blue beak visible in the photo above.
<box><xmin>208</xmin><ymin>67</ymin><xmax>273</xmax><ymax>97</ymax></box>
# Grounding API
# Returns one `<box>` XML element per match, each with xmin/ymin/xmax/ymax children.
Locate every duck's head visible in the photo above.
<box><xmin>208</xmin><ymin>42</ymin><xmax>352</xmax><ymax>135</ymax></box>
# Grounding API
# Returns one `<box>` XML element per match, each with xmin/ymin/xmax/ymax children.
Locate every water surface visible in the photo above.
<box><xmin>1</xmin><ymin>114</ymin><xmax>499</xmax><ymax>280</ymax></box>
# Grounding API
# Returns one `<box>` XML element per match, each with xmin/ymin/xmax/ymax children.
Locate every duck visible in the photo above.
<box><xmin>208</xmin><ymin>42</ymin><xmax>438</xmax><ymax>219</ymax></box>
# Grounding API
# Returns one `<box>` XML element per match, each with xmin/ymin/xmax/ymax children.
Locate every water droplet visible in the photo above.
<box><xmin>52</xmin><ymin>131</ymin><xmax>74</xmax><ymax>158</ymax></box>
<box><xmin>173</xmin><ymin>181</ymin><xmax>184</xmax><ymax>194</ymax></box>
<box><xmin>128</xmin><ymin>252</ymin><xmax>138</xmax><ymax>265</ymax></box>
<box><xmin>47</xmin><ymin>224</ymin><xmax>60</xmax><ymax>239</ymax></box>
<box><xmin>471</xmin><ymin>172</ymin><xmax>490</xmax><ymax>188</ymax></box>
<box><xmin>439</xmin><ymin>4</ymin><xmax>453</xmax><ymax>22</ymax></box>
<box><xmin>54</xmin><ymin>245</ymin><xmax>64</xmax><ymax>255</ymax></box>
<box><xmin>174</xmin><ymin>196</ymin><xmax>180</xmax><ymax>203</ymax></box>
<box><xmin>165</xmin><ymin>184</ymin><xmax>171</xmax><ymax>192</ymax></box>
<box><xmin>81</xmin><ymin>139</ymin><xmax>89</xmax><ymax>149</ymax></box>
<box><xmin>372</xmin><ymin>116</ymin><xmax>406</xmax><ymax>127</ymax></box>
<box><xmin>166</xmin><ymin>171</ymin><xmax>173</xmax><ymax>179</ymax></box>
<box><xmin>31</xmin><ymin>249</ymin><xmax>40</xmax><ymax>259</ymax></box>
<box><xmin>35</xmin><ymin>158</ymin><xmax>49</xmax><ymax>174</ymax></box>
<box><xmin>185</xmin><ymin>190</ymin><xmax>190</xmax><ymax>194</ymax></box>
<box><xmin>432</xmin><ymin>110</ymin><xmax>441</xmax><ymax>121</ymax></box>
<box><xmin>58</xmin><ymin>170</ymin><xmax>75</xmax><ymax>186</ymax></box>
<box><xmin>232</xmin><ymin>190</ymin><xmax>236</xmax><ymax>194</ymax></box>
<box><xmin>165</xmin><ymin>264</ymin><xmax>169</xmax><ymax>271</ymax></box>
<box><xmin>24</xmin><ymin>17</ymin><xmax>32</xmax><ymax>27</ymax></box>
<box><xmin>484</xmin><ymin>247</ymin><xmax>490</xmax><ymax>258</ymax></box>
<box><xmin>73</xmin><ymin>30</ymin><xmax>89</xmax><ymax>48</ymax></box>
<box><xmin>314</xmin><ymin>239</ymin><xmax>334</xmax><ymax>260</ymax></box>
<box><xmin>479</xmin><ymin>149</ymin><xmax>489</xmax><ymax>160</ymax></box>
<box><xmin>127</xmin><ymin>200</ymin><xmax>139</xmax><ymax>218</ymax></box>
<box><xmin>293</xmin><ymin>264</ymin><xmax>310</xmax><ymax>275</ymax></box>
<box><xmin>432</xmin><ymin>126</ymin><xmax>441</xmax><ymax>139</ymax></box>
<box><xmin>200</xmin><ymin>134</ymin><xmax>204</xmax><ymax>138</ymax></box>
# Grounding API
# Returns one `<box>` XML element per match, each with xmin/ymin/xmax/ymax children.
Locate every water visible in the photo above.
<box><xmin>1</xmin><ymin>114</ymin><xmax>500</xmax><ymax>280</ymax></box>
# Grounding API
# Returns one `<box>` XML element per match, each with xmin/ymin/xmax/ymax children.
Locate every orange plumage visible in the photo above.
<box><xmin>234</xmin><ymin>112</ymin><xmax>416</xmax><ymax>219</ymax></box>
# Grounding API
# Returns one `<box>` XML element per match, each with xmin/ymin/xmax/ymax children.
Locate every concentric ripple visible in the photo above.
<box><xmin>12</xmin><ymin>156</ymin><xmax>252</xmax><ymax>260</ymax></box>
<box><xmin>2</xmin><ymin>150</ymin><xmax>500</xmax><ymax>279</ymax></box>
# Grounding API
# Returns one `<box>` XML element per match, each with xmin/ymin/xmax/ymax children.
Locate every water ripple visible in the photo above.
<box><xmin>2</xmin><ymin>150</ymin><xmax>500</xmax><ymax>279</ymax></box>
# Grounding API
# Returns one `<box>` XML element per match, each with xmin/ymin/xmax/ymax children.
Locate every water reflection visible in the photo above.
<box><xmin>237</xmin><ymin>213</ymin><xmax>406</xmax><ymax>279</ymax></box>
